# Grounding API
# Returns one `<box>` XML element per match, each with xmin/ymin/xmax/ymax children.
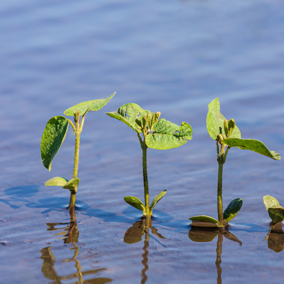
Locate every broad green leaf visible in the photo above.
<box><xmin>64</xmin><ymin>93</ymin><xmax>115</xmax><ymax>116</ymax></box>
<box><xmin>223</xmin><ymin>198</ymin><xmax>243</xmax><ymax>223</ymax></box>
<box><xmin>63</xmin><ymin>178</ymin><xmax>80</xmax><ymax>192</ymax></box>
<box><xmin>124</xmin><ymin>196</ymin><xmax>146</xmax><ymax>213</ymax></box>
<box><xmin>222</xmin><ymin>138</ymin><xmax>281</xmax><ymax>160</ymax></box>
<box><xmin>263</xmin><ymin>195</ymin><xmax>280</xmax><ymax>211</ymax></box>
<box><xmin>188</xmin><ymin>227</ymin><xmax>219</xmax><ymax>242</ymax></box>
<box><xmin>150</xmin><ymin>190</ymin><xmax>167</xmax><ymax>210</ymax></box>
<box><xmin>145</xmin><ymin>120</ymin><xmax>193</xmax><ymax>150</ymax></box>
<box><xmin>190</xmin><ymin>215</ymin><xmax>218</xmax><ymax>224</ymax></box>
<box><xmin>206</xmin><ymin>98</ymin><xmax>241</xmax><ymax>140</ymax></box>
<box><xmin>268</xmin><ymin>207</ymin><xmax>284</xmax><ymax>223</ymax></box>
<box><xmin>41</xmin><ymin>116</ymin><xmax>69</xmax><ymax>171</ymax></box>
<box><xmin>106</xmin><ymin>103</ymin><xmax>152</xmax><ymax>133</ymax></box>
<box><xmin>45</xmin><ymin>177</ymin><xmax>68</xmax><ymax>187</ymax></box>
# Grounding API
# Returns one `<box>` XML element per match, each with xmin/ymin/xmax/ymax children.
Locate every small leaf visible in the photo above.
<box><xmin>263</xmin><ymin>195</ymin><xmax>280</xmax><ymax>211</ymax></box>
<box><xmin>268</xmin><ymin>207</ymin><xmax>284</xmax><ymax>223</ymax></box>
<box><xmin>64</xmin><ymin>93</ymin><xmax>115</xmax><ymax>116</ymax></box>
<box><xmin>135</xmin><ymin>118</ymin><xmax>142</xmax><ymax>128</ymax></box>
<box><xmin>206</xmin><ymin>98</ymin><xmax>241</xmax><ymax>141</ymax></box>
<box><xmin>63</xmin><ymin>178</ymin><xmax>80</xmax><ymax>192</ymax></box>
<box><xmin>188</xmin><ymin>227</ymin><xmax>219</xmax><ymax>242</ymax></box>
<box><xmin>224</xmin><ymin>119</ymin><xmax>229</xmax><ymax>138</ymax></box>
<box><xmin>41</xmin><ymin>116</ymin><xmax>69</xmax><ymax>171</ymax></box>
<box><xmin>142</xmin><ymin>116</ymin><xmax>147</xmax><ymax>129</ymax></box>
<box><xmin>124</xmin><ymin>196</ymin><xmax>146</xmax><ymax>213</ymax></box>
<box><xmin>190</xmin><ymin>215</ymin><xmax>219</xmax><ymax>224</ymax></box>
<box><xmin>45</xmin><ymin>177</ymin><xmax>68</xmax><ymax>187</ymax></box>
<box><xmin>223</xmin><ymin>198</ymin><xmax>243</xmax><ymax>223</ymax></box>
<box><xmin>228</xmin><ymin>119</ymin><xmax>236</xmax><ymax>137</ymax></box>
<box><xmin>222</xmin><ymin>138</ymin><xmax>281</xmax><ymax>160</ymax></box>
<box><xmin>150</xmin><ymin>189</ymin><xmax>167</xmax><ymax>210</ymax></box>
<box><xmin>106</xmin><ymin>103</ymin><xmax>152</xmax><ymax>134</ymax></box>
<box><xmin>146</xmin><ymin>120</ymin><xmax>193</xmax><ymax>150</ymax></box>
<box><xmin>151</xmin><ymin>112</ymin><xmax>161</xmax><ymax>129</ymax></box>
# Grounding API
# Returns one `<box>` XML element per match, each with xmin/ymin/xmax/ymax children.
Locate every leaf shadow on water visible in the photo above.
<box><xmin>188</xmin><ymin>227</ymin><xmax>242</xmax><ymax>284</ymax></box>
<box><xmin>41</xmin><ymin>209</ymin><xmax>113</xmax><ymax>284</ymax></box>
<box><xmin>124</xmin><ymin>216</ymin><xmax>167</xmax><ymax>284</ymax></box>
<box><xmin>263</xmin><ymin>222</ymin><xmax>284</xmax><ymax>253</ymax></box>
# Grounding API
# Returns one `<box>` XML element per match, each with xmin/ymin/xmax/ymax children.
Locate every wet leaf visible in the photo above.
<box><xmin>124</xmin><ymin>196</ymin><xmax>146</xmax><ymax>213</ymax></box>
<box><xmin>188</xmin><ymin>227</ymin><xmax>219</xmax><ymax>242</ymax></box>
<box><xmin>44</xmin><ymin>177</ymin><xmax>68</xmax><ymax>187</ymax></box>
<box><xmin>190</xmin><ymin>215</ymin><xmax>219</xmax><ymax>224</ymax></box>
<box><xmin>63</xmin><ymin>178</ymin><xmax>80</xmax><ymax>192</ymax></box>
<box><xmin>146</xmin><ymin>120</ymin><xmax>192</xmax><ymax>150</ymax></box>
<box><xmin>106</xmin><ymin>103</ymin><xmax>152</xmax><ymax>133</ymax></box>
<box><xmin>263</xmin><ymin>195</ymin><xmax>280</xmax><ymax>211</ymax></box>
<box><xmin>64</xmin><ymin>93</ymin><xmax>115</xmax><ymax>116</ymax></box>
<box><xmin>222</xmin><ymin>138</ymin><xmax>281</xmax><ymax>160</ymax></box>
<box><xmin>206</xmin><ymin>98</ymin><xmax>241</xmax><ymax>140</ymax></box>
<box><xmin>41</xmin><ymin>116</ymin><xmax>69</xmax><ymax>171</ymax></box>
<box><xmin>268</xmin><ymin>207</ymin><xmax>284</xmax><ymax>223</ymax></box>
<box><xmin>223</xmin><ymin>198</ymin><xmax>243</xmax><ymax>223</ymax></box>
<box><xmin>150</xmin><ymin>190</ymin><xmax>167</xmax><ymax>210</ymax></box>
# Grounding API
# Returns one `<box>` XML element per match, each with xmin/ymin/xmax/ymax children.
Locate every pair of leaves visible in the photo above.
<box><xmin>263</xmin><ymin>195</ymin><xmax>284</xmax><ymax>224</ymax></box>
<box><xmin>190</xmin><ymin>198</ymin><xmax>243</xmax><ymax>227</ymax></box>
<box><xmin>124</xmin><ymin>190</ymin><xmax>167</xmax><ymax>215</ymax></box>
<box><xmin>45</xmin><ymin>177</ymin><xmax>80</xmax><ymax>192</ymax></box>
<box><xmin>41</xmin><ymin>93</ymin><xmax>115</xmax><ymax>171</ymax></box>
<box><xmin>106</xmin><ymin>103</ymin><xmax>193</xmax><ymax>150</ymax></box>
<box><xmin>207</xmin><ymin>98</ymin><xmax>280</xmax><ymax>160</ymax></box>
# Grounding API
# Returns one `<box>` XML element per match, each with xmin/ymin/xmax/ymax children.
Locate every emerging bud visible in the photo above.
<box><xmin>151</xmin><ymin>112</ymin><xmax>161</xmax><ymax>129</ymax></box>
<box><xmin>223</xmin><ymin>119</ymin><xmax>229</xmax><ymax>138</ymax></box>
<box><xmin>228</xmin><ymin>119</ymin><xmax>236</xmax><ymax>137</ymax></box>
<box><xmin>142</xmin><ymin>116</ymin><xmax>147</xmax><ymax>129</ymax></box>
<box><xmin>135</xmin><ymin>118</ymin><xmax>142</xmax><ymax>128</ymax></box>
<box><xmin>146</xmin><ymin>111</ymin><xmax>152</xmax><ymax>128</ymax></box>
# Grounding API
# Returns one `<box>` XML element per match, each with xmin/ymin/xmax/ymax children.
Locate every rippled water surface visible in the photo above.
<box><xmin>1</xmin><ymin>0</ymin><xmax>284</xmax><ymax>283</ymax></box>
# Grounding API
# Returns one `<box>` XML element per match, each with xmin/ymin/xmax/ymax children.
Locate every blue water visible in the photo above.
<box><xmin>1</xmin><ymin>0</ymin><xmax>284</xmax><ymax>283</ymax></box>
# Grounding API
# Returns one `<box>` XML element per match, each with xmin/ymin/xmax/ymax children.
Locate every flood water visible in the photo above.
<box><xmin>1</xmin><ymin>0</ymin><xmax>284</xmax><ymax>283</ymax></box>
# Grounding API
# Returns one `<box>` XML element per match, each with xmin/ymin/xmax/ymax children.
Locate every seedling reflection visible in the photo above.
<box><xmin>188</xmin><ymin>227</ymin><xmax>242</xmax><ymax>284</ymax></box>
<box><xmin>124</xmin><ymin>216</ymin><xmax>166</xmax><ymax>284</ymax></box>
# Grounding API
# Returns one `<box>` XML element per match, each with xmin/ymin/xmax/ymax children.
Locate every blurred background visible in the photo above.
<box><xmin>1</xmin><ymin>0</ymin><xmax>284</xmax><ymax>283</ymax></box>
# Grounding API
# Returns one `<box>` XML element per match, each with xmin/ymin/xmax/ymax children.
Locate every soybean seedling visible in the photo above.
<box><xmin>106</xmin><ymin>103</ymin><xmax>192</xmax><ymax>216</ymax></box>
<box><xmin>41</xmin><ymin>93</ymin><xmax>115</xmax><ymax>211</ymax></box>
<box><xmin>190</xmin><ymin>98</ymin><xmax>280</xmax><ymax>228</ymax></box>
<box><xmin>263</xmin><ymin>195</ymin><xmax>284</xmax><ymax>224</ymax></box>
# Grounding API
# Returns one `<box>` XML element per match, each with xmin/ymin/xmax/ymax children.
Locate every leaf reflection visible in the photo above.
<box><xmin>124</xmin><ymin>217</ymin><xmax>166</xmax><ymax>284</ymax></box>
<box><xmin>188</xmin><ymin>227</ymin><xmax>241</xmax><ymax>284</ymax></box>
<box><xmin>264</xmin><ymin>222</ymin><xmax>284</xmax><ymax>253</ymax></box>
<box><xmin>41</xmin><ymin>209</ymin><xmax>112</xmax><ymax>284</ymax></box>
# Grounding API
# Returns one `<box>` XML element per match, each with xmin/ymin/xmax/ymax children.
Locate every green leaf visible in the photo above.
<box><xmin>263</xmin><ymin>195</ymin><xmax>280</xmax><ymax>211</ymax></box>
<box><xmin>145</xmin><ymin>120</ymin><xmax>193</xmax><ymax>150</ymax></box>
<box><xmin>190</xmin><ymin>215</ymin><xmax>219</xmax><ymax>224</ymax></box>
<box><xmin>63</xmin><ymin>178</ymin><xmax>80</xmax><ymax>192</ymax></box>
<box><xmin>268</xmin><ymin>207</ymin><xmax>284</xmax><ymax>223</ymax></box>
<box><xmin>64</xmin><ymin>92</ymin><xmax>115</xmax><ymax>116</ymax></box>
<box><xmin>106</xmin><ymin>103</ymin><xmax>152</xmax><ymax>133</ymax></box>
<box><xmin>222</xmin><ymin>138</ymin><xmax>281</xmax><ymax>160</ymax></box>
<box><xmin>150</xmin><ymin>190</ymin><xmax>167</xmax><ymax>210</ymax></box>
<box><xmin>206</xmin><ymin>98</ymin><xmax>241</xmax><ymax>140</ymax></box>
<box><xmin>44</xmin><ymin>177</ymin><xmax>68</xmax><ymax>187</ymax></box>
<box><xmin>223</xmin><ymin>198</ymin><xmax>243</xmax><ymax>223</ymax></box>
<box><xmin>188</xmin><ymin>227</ymin><xmax>219</xmax><ymax>242</ymax></box>
<box><xmin>124</xmin><ymin>196</ymin><xmax>146</xmax><ymax>213</ymax></box>
<box><xmin>41</xmin><ymin>116</ymin><xmax>69</xmax><ymax>171</ymax></box>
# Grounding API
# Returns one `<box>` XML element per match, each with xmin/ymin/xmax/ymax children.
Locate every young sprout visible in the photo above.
<box><xmin>263</xmin><ymin>195</ymin><xmax>284</xmax><ymax>224</ymax></box>
<box><xmin>106</xmin><ymin>103</ymin><xmax>192</xmax><ymax>216</ymax></box>
<box><xmin>41</xmin><ymin>93</ymin><xmax>115</xmax><ymax>211</ymax></box>
<box><xmin>190</xmin><ymin>98</ymin><xmax>280</xmax><ymax>228</ymax></box>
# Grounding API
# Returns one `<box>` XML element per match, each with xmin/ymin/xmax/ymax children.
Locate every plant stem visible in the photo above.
<box><xmin>142</xmin><ymin>143</ymin><xmax>150</xmax><ymax>216</ymax></box>
<box><xmin>69</xmin><ymin>111</ymin><xmax>81</xmax><ymax>211</ymax></box>
<box><xmin>217</xmin><ymin>162</ymin><xmax>224</xmax><ymax>226</ymax></box>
